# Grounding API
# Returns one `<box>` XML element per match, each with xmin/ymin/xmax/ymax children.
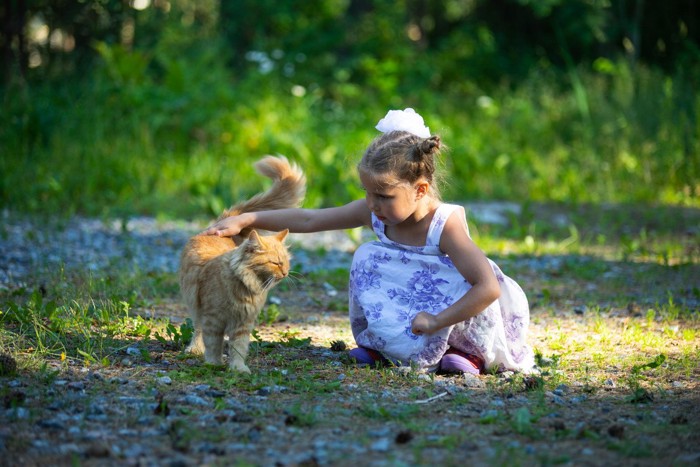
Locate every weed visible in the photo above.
<box><xmin>257</xmin><ymin>304</ymin><xmax>281</xmax><ymax>325</ymax></box>
<box><xmin>534</xmin><ymin>350</ymin><xmax>561</xmax><ymax>370</ymax></box>
<box><xmin>626</xmin><ymin>354</ymin><xmax>666</xmax><ymax>403</ymax></box>
<box><xmin>154</xmin><ymin>319</ymin><xmax>194</xmax><ymax>350</ymax></box>
<box><xmin>607</xmin><ymin>439</ymin><xmax>654</xmax><ymax>458</ymax></box>
<box><xmin>277</xmin><ymin>330</ymin><xmax>312</xmax><ymax>348</ymax></box>
<box><xmin>359</xmin><ymin>402</ymin><xmax>419</xmax><ymax>422</ymax></box>
<box><xmin>36</xmin><ymin>361</ymin><xmax>60</xmax><ymax>385</ymax></box>
<box><xmin>681</xmin><ymin>328</ymin><xmax>696</xmax><ymax>341</ymax></box>
<box><xmin>284</xmin><ymin>403</ymin><xmax>317</xmax><ymax>427</ymax></box>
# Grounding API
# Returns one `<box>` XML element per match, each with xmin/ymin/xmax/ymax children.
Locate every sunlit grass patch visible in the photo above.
<box><xmin>0</xmin><ymin>263</ymin><xmax>189</xmax><ymax>371</ymax></box>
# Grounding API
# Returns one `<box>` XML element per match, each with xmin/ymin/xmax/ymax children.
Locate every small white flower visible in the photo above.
<box><xmin>375</xmin><ymin>108</ymin><xmax>430</xmax><ymax>138</ymax></box>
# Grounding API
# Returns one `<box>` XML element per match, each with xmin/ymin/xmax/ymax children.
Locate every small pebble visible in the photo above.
<box><xmin>109</xmin><ymin>377</ymin><xmax>129</xmax><ymax>385</ymax></box>
<box><xmin>183</xmin><ymin>395</ymin><xmax>210</xmax><ymax>406</ymax></box>
<box><xmin>67</xmin><ymin>381</ymin><xmax>85</xmax><ymax>391</ymax></box>
<box><xmin>206</xmin><ymin>389</ymin><xmax>226</xmax><ymax>398</ymax></box>
<box><xmin>463</xmin><ymin>373</ymin><xmax>486</xmax><ymax>388</ymax></box>
<box><xmin>39</xmin><ymin>419</ymin><xmax>67</xmax><ymax>430</ymax></box>
<box><xmin>7</xmin><ymin>407</ymin><xmax>30</xmax><ymax>420</ymax></box>
<box><xmin>370</xmin><ymin>438</ymin><xmax>391</xmax><ymax>452</ymax></box>
<box><xmin>323</xmin><ymin>282</ymin><xmax>338</xmax><ymax>296</ymax></box>
<box><xmin>85</xmin><ymin>443</ymin><xmax>111</xmax><ymax>458</ymax></box>
<box><xmin>257</xmin><ymin>385</ymin><xmax>287</xmax><ymax>396</ymax></box>
<box><xmin>269</xmin><ymin>296</ymin><xmax>282</xmax><ymax>305</ymax></box>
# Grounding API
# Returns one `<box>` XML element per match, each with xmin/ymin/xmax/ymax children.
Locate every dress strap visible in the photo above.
<box><xmin>371</xmin><ymin>213</ymin><xmax>386</xmax><ymax>239</ymax></box>
<box><xmin>426</xmin><ymin>204</ymin><xmax>470</xmax><ymax>247</ymax></box>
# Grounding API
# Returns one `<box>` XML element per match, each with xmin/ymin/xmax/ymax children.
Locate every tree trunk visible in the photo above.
<box><xmin>1</xmin><ymin>0</ymin><xmax>27</xmax><ymax>82</ymax></box>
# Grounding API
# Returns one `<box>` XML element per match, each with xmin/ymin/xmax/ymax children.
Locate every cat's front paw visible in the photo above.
<box><xmin>228</xmin><ymin>360</ymin><xmax>251</xmax><ymax>373</ymax></box>
<box><xmin>185</xmin><ymin>333</ymin><xmax>205</xmax><ymax>355</ymax></box>
<box><xmin>185</xmin><ymin>342</ymin><xmax>204</xmax><ymax>355</ymax></box>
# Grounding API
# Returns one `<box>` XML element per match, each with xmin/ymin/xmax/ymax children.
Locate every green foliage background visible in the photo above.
<box><xmin>1</xmin><ymin>0</ymin><xmax>698</xmax><ymax>219</ymax></box>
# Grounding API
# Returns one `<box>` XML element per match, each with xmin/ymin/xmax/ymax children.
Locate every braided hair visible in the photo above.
<box><xmin>358</xmin><ymin>130</ymin><xmax>444</xmax><ymax>198</ymax></box>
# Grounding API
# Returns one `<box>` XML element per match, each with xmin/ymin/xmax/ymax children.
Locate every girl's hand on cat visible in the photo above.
<box><xmin>411</xmin><ymin>311</ymin><xmax>438</xmax><ymax>335</ymax></box>
<box><xmin>201</xmin><ymin>216</ymin><xmax>244</xmax><ymax>237</ymax></box>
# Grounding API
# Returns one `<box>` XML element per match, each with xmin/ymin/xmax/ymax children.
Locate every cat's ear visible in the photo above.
<box><xmin>246</xmin><ymin>230</ymin><xmax>263</xmax><ymax>251</ymax></box>
<box><xmin>275</xmin><ymin>229</ymin><xmax>289</xmax><ymax>242</ymax></box>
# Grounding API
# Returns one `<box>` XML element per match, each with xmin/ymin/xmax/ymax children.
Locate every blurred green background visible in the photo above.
<box><xmin>1</xmin><ymin>0</ymin><xmax>698</xmax><ymax>219</ymax></box>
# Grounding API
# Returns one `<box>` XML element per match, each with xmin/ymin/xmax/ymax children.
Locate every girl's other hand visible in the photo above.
<box><xmin>200</xmin><ymin>216</ymin><xmax>244</xmax><ymax>237</ymax></box>
<box><xmin>411</xmin><ymin>311</ymin><xmax>438</xmax><ymax>335</ymax></box>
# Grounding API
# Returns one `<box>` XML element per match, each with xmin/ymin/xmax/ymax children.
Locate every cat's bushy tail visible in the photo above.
<box><xmin>217</xmin><ymin>155</ymin><xmax>306</xmax><ymax>221</ymax></box>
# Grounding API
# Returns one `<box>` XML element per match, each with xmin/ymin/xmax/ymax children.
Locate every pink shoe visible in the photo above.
<box><xmin>439</xmin><ymin>348</ymin><xmax>483</xmax><ymax>375</ymax></box>
<box><xmin>348</xmin><ymin>347</ymin><xmax>388</xmax><ymax>368</ymax></box>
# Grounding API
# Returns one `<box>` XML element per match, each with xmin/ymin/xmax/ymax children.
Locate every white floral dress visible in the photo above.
<box><xmin>349</xmin><ymin>203</ymin><xmax>535</xmax><ymax>372</ymax></box>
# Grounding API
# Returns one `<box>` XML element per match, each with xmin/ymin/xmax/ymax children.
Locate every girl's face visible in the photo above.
<box><xmin>359</xmin><ymin>170</ymin><xmax>424</xmax><ymax>225</ymax></box>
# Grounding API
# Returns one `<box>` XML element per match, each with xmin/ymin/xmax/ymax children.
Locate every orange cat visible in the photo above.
<box><xmin>179</xmin><ymin>156</ymin><xmax>305</xmax><ymax>372</ymax></box>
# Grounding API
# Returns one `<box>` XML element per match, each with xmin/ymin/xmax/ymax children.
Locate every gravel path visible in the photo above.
<box><xmin>0</xmin><ymin>213</ymin><xmax>364</xmax><ymax>290</ymax></box>
<box><xmin>0</xmin><ymin>203</ymin><xmax>524</xmax><ymax>290</ymax></box>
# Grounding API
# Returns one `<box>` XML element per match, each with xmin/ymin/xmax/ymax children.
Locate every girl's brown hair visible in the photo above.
<box><xmin>358</xmin><ymin>130</ymin><xmax>444</xmax><ymax>197</ymax></box>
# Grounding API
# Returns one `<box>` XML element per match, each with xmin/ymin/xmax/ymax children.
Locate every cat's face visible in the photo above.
<box><xmin>244</xmin><ymin>230</ymin><xmax>290</xmax><ymax>286</ymax></box>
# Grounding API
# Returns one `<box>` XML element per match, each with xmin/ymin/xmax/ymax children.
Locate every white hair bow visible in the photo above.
<box><xmin>375</xmin><ymin>108</ymin><xmax>430</xmax><ymax>138</ymax></box>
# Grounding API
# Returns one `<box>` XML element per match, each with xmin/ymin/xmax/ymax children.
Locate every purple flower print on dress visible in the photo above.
<box><xmin>449</xmin><ymin>321</ymin><xmax>487</xmax><ymax>358</ymax></box>
<box><xmin>395</xmin><ymin>308</ymin><xmax>413</xmax><ymax>323</ymax></box>
<box><xmin>438</xmin><ymin>256</ymin><xmax>455</xmax><ymax>269</ymax></box>
<box><xmin>491</xmin><ymin>264</ymin><xmax>506</xmax><ymax>283</ymax></box>
<box><xmin>461</xmin><ymin>340</ymin><xmax>485</xmax><ymax>359</ymax></box>
<box><xmin>432</xmin><ymin>217</ymin><xmax>445</xmax><ymax>233</ymax></box>
<box><xmin>369</xmin><ymin>251</ymin><xmax>392</xmax><ymax>268</ymax></box>
<box><xmin>510</xmin><ymin>345</ymin><xmax>527</xmax><ymax>364</ymax></box>
<box><xmin>365</xmin><ymin>331</ymin><xmax>387</xmax><ymax>350</ymax></box>
<box><xmin>350</xmin><ymin>266</ymin><xmax>378</xmax><ymax>292</ymax></box>
<box><xmin>412</xmin><ymin>336</ymin><xmax>447</xmax><ymax>367</ymax></box>
<box><xmin>390</xmin><ymin>309</ymin><xmax>419</xmax><ymax>341</ymax></box>
<box><xmin>363</xmin><ymin>302</ymin><xmax>384</xmax><ymax>321</ymax></box>
<box><xmin>351</xmin><ymin>316</ymin><xmax>367</xmax><ymax>334</ymax></box>
<box><xmin>350</xmin><ymin>251</ymin><xmax>390</xmax><ymax>292</ymax></box>
<box><xmin>387</xmin><ymin>263</ymin><xmax>452</xmax><ymax>313</ymax></box>
<box><xmin>349</xmin><ymin>292</ymin><xmax>368</xmax><ymax>333</ymax></box>
<box><xmin>398</xmin><ymin>250</ymin><xmax>411</xmax><ymax>264</ymax></box>
<box><xmin>403</xmin><ymin>324</ymin><xmax>420</xmax><ymax>341</ymax></box>
<box><xmin>504</xmin><ymin>315</ymin><xmax>525</xmax><ymax>343</ymax></box>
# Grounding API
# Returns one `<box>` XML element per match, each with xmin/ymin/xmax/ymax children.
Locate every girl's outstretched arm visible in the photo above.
<box><xmin>411</xmin><ymin>207</ymin><xmax>501</xmax><ymax>335</ymax></box>
<box><xmin>200</xmin><ymin>199</ymin><xmax>371</xmax><ymax>237</ymax></box>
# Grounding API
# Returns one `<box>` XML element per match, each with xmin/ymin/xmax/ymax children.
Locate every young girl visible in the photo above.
<box><xmin>203</xmin><ymin>108</ymin><xmax>534</xmax><ymax>375</ymax></box>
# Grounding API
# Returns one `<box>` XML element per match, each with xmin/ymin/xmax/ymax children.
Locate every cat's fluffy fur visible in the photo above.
<box><xmin>179</xmin><ymin>156</ymin><xmax>306</xmax><ymax>372</ymax></box>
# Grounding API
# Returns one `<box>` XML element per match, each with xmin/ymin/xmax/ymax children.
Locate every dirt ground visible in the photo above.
<box><xmin>3</xmin><ymin>273</ymin><xmax>699</xmax><ymax>467</ymax></box>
